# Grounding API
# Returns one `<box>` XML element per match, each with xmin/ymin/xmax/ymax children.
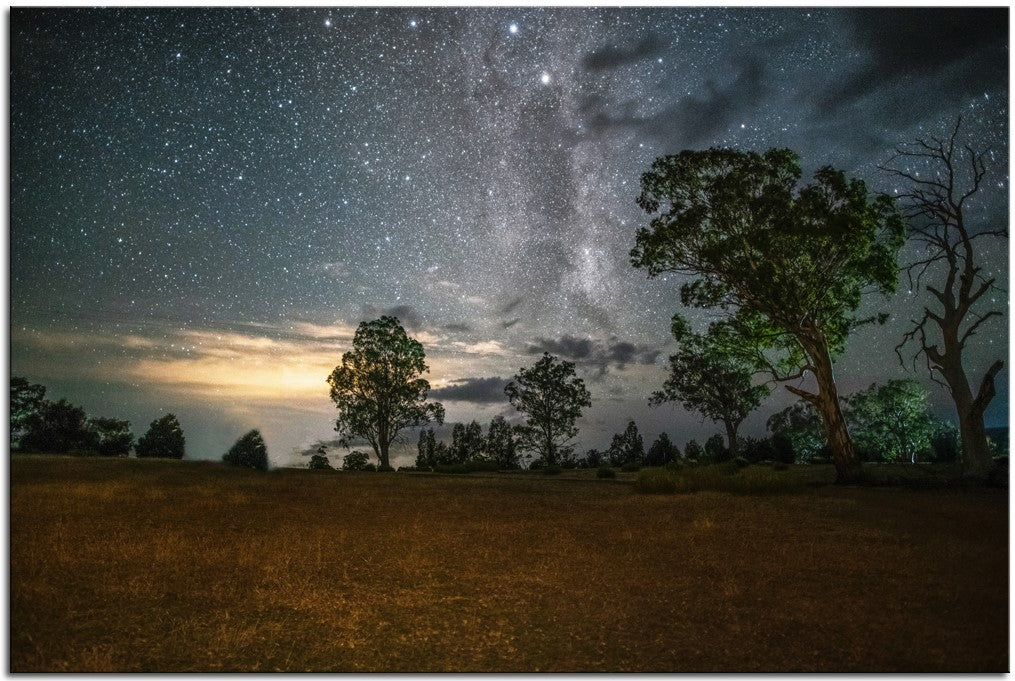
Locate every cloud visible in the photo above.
<box><xmin>500</xmin><ymin>317</ymin><xmax>521</xmax><ymax>330</ymax></box>
<box><xmin>498</xmin><ymin>296</ymin><xmax>525</xmax><ymax>316</ymax></box>
<box><xmin>443</xmin><ymin>322</ymin><xmax>473</xmax><ymax>333</ymax></box>
<box><xmin>361</xmin><ymin>304</ymin><xmax>424</xmax><ymax>331</ymax></box>
<box><xmin>430</xmin><ymin>376</ymin><xmax>509</xmax><ymax>404</ymax></box>
<box><xmin>525</xmin><ymin>335</ymin><xmax>661</xmax><ymax>376</ymax></box>
<box><xmin>582</xmin><ymin>35</ymin><xmax>663</xmax><ymax>71</ymax></box>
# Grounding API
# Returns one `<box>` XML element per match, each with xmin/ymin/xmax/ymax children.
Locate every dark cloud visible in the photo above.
<box><xmin>498</xmin><ymin>296</ymin><xmax>525</xmax><ymax>316</ymax></box>
<box><xmin>443</xmin><ymin>322</ymin><xmax>473</xmax><ymax>333</ymax></box>
<box><xmin>583</xmin><ymin>55</ymin><xmax>767</xmax><ymax>147</ymax></box>
<box><xmin>526</xmin><ymin>335</ymin><xmax>661</xmax><ymax>376</ymax></box>
<box><xmin>430</xmin><ymin>376</ymin><xmax>509</xmax><ymax>404</ymax></box>
<box><xmin>362</xmin><ymin>304</ymin><xmax>424</xmax><ymax>331</ymax></box>
<box><xmin>583</xmin><ymin>35</ymin><xmax>662</xmax><ymax>71</ymax></box>
<box><xmin>820</xmin><ymin>8</ymin><xmax>1008</xmax><ymax>114</ymax></box>
<box><xmin>500</xmin><ymin>317</ymin><xmax>521</xmax><ymax>330</ymax></box>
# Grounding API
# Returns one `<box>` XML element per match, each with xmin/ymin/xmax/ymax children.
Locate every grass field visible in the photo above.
<box><xmin>11</xmin><ymin>455</ymin><xmax>1008</xmax><ymax>672</ymax></box>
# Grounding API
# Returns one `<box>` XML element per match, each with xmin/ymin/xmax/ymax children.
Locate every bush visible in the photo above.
<box><xmin>377</xmin><ymin>464</ymin><xmax>395</xmax><ymax>472</ymax></box>
<box><xmin>596</xmin><ymin>466</ymin><xmax>616</xmax><ymax>479</ymax></box>
<box><xmin>772</xmin><ymin>461</ymin><xmax>789</xmax><ymax>471</ymax></box>
<box><xmin>135</xmin><ymin>414</ymin><xmax>185</xmax><ymax>459</ymax></box>
<box><xmin>222</xmin><ymin>430</ymin><xmax>269</xmax><ymax>471</ymax></box>
<box><xmin>664</xmin><ymin>460</ymin><xmax>683</xmax><ymax>472</ymax></box>
<box><xmin>620</xmin><ymin>462</ymin><xmax>641</xmax><ymax>473</ymax></box>
<box><xmin>308</xmin><ymin>454</ymin><xmax>332</xmax><ymax>470</ymax></box>
<box><xmin>397</xmin><ymin>465</ymin><xmax>420</xmax><ymax>472</ymax></box>
<box><xmin>635</xmin><ymin>468</ymin><xmax>677</xmax><ymax>494</ymax></box>
<box><xmin>732</xmin><ymin>456</ymin><xmax>750</xmax><ymax>469</ymax></box>
<box><xmin>363</xmin><ymin>463</ymin><xmax>377</xmax><ymax>472</ymax></box>
<box><xmin>543</xmin><ymin>465</ymin><xmax>562</xmax><ymax>475</ymax></box>
<box><xmin>342</xmin><ymin>451</ymin><xmax>370</xmax><ymax>471</ymax></box>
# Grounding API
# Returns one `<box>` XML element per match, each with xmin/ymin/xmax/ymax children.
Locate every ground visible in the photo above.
<box><xmin>10</xmin><ymin>455</ymin><xmax>1008</xmax><ymax>672</ymax></box>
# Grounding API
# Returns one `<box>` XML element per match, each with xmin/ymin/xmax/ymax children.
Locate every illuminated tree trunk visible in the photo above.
<box><xmin>723</xmin><ymin>421</ymin><xmax>740</xmax><ymax>460</ymax></box>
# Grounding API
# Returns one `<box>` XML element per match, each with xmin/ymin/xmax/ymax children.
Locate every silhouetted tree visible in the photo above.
<box><xmin>223</xmin><ymin>430</ymin><xmax>269</xmax><ymax>471</ymax></box>
<box><xmin>327</xmin><ymin>316</ymin><xmax>445</xmax><ymax>468</ymax></box>
<box><xmin>10</xmin><ymin>377</ymin><xmax>46</xmax><ymax>450</ymax></box>
<box><xmin>486</xmin><ymin>416</ymin><xmax>519</xmax><ymax>469</ymax></box>
<box><xmin>416</xmin><ymin>427</ymin><xmax>438</xmax><ymax>469</ymax></box>
<box><xmin>451</xmin><ymin>420</ymin><xmax>484</xmax><ymax>462</ymax></box>
<box><xmin>845</xmin><ymin>380</ymin><xmax>938</xmax><ymax>464</ymax></box>
<box><xmin>505</xmin><ymin>353</ymin><xmax>592</xmax><ymax>466</ymax></box>
<box><xmin>767</xmin><ymin>401</ymin><xmax>824</xmax><ymax>463</ymax></box>
<box><xmin>342</xmin><ymin>450</ymin><xmax>370</xmax><ymax>471</ymax></box>
<box><xmin>433</xmin><ymin>441</ymin><xmax>452</xmax><ymax>466</ymax></box>
<box><xmin>704</xmin><ymin>434</ymin><xmax>726</xmax><ymax>463</ymax></box>
<box><xmin>651</xmin><ymin>316</ymin><xmax>769</xmax><ymax>459</ymax></box>
<box><xmin>583</xmin><ymin>448</ymin><xmax>603</xmax><ymax>468</ymax></box>
<box><xmin>645</xmin><ymin>432</ymin><xmax>679</xmax><ymax>466</ymax></box>
<box><xmin>88</xmin><ymin>417</ymin><xmax>133</xmax><ymax>456</ymax></box>
<box><xmin>135</xmin><ymin>414</ymin><xmax>185</xmax><ymax>459</ymax></box>
<box><xmin>608</xmin><ymin>420</ymin><xmax>644</xmax><ymax>466</ymax></box>
<box><xmin>21</xmin><ymin>398</ymin><xmax>98</xmax><ymax>453</ymax></box>
<box><xmin>633</xmin><ymin>148</ymin><xmax>905</xmax><ymax>481</ymax></box>
<box><xmin>929</xmin><ymin>422</ymin><xmax>961</xmax><ymax>463</ymax></box>
<box><xmin>881</xmin><ymin>117</ymin><xmax>1006</xmax><ymax>478</ymax></box>
<box><xmin>684</xmin><ymin>439</ymin><xmax>703</xmax><ymax>461</ymax></box>
<box><xmin>308</xmin><ymin>453</ymin><xmax>333</xmax><ymax>470</ymax></box>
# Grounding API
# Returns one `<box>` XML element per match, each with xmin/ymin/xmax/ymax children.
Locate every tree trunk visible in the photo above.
<box><xmin>790</xmin><ymin>334</ymin><xmax>860</xmax><ymax>483</ymax></box>
<box><xmin>952</xmin><ymin>380</ymin><xmax>993</xmax><ymax>479</ymax></box>
<box><xmin>724</xmin><ymin>421</ymin><xmax>739</xmax><ymax>460</ymax></box>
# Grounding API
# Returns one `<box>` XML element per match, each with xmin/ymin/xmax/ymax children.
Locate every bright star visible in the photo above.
<box><xmin>509</xmin><ymin>23</ymin><xmax>518</xmax><ymax>34</ymax></box>
<box><xmin>324</xmin><ymin>18</ymin><xmax>331</xmax><ymax>27</ymax></box>
<box><xmin>410</xmin><ymin>20</ymin><xmax>417</xmax><ymax>28</ymax></box>
<box><xmin>540</xmin><ymin>72</ymin><xmax>550</xmax><ymax>85</ymax></box>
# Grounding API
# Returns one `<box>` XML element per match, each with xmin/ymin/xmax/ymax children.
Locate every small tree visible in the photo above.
<box><xmin>486</xmin><ymin>416</ymin><xmax>519</xmax><ymax>469</ymax></box>
<box><xmin>20</xmin><ymin>398</ymin><xmax>98</xmax><ymax>453</ymax></box>
<box><xmin>704</xmin><ymin>434</ymin><xmax>726</xmax><ymax>463</ymax></box>
<box><xmin>607</xmin><ymin>420</ymin><xmax>644</xmax><ymax>466</ymax></box>
<box><xmin>505</xmin><ymin>353</ymin><xmax>592</xmax><ymax>466</ymax></box>
<box><xmin>881</xmin><ymin>117</ymin><xmax>1006</xmax><ymax>478</ymax></box>
<box><xmin>767</xmin><ymin>401</ymin><xmax>825</xmax><ymax>463</ymax></box>
<box><xmin>416</xmin><ymin>427</ymin><xmax>438</xmax><ymax>469</ymax></box>
<box><xmin>327</xmin><ymin>316</ymin><xmax>445</xmax><ymax>468</ymax></box>
<box><xmin>632</xmin><ymin>148</ymin><xmax>905</xmax><ymax>482</ymax></box>
<box><xmin>684</xmin><ymin>439</ymin><xmax>703</xmax><ymax>461</ymax></box>
<box><xmin>451</xmin><ymin>420</ymin><xmax>484</xmax><ymax>462</ymax></box>
<box><xmin>88</xmin><ymin>417</ymin><xmax>133</xmax><ymax>456</ymax></box>
<box><xmin>845</xmin><ymin>380</ymin><xmax>937</xmax><ymax>463</ymax></box>
<box><xmin>645</xmin><ymin>432</ymin><xmax>680</xmax><ymax>466</ymax></box>
<box><xmin>651</xmin><ymin>317</ymin><xmax>770</xmax><ymax>459</ymax></box>
<box><xmin>342</xmin><ymin>450</ymin><xmax>370</xmax><ymax>471</ymax></box>
<box><xmin>583</xmin><ymin>448</ymin><xmax>603</xmax><ymax>468</ymax></box>
<box><xmin>308</xmin><ymin>453</ymin><xmax>333</xmax><ymax>470</ymax></box>
<box><xmin>10</xmin><ymin>377</ymin><xmax>45</xmax><ymax>450</ymax></box>
<box><xmin>223</xmin><ymin>430</ymin><xmax>269</xmax><ymax>471</ymax></box>
<box><xmin>135</xmin><ymin>414</ymin><xmax>185</xmax><ymax>459</ymax></box>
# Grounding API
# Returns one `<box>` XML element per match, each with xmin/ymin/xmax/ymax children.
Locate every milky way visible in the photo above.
<box><xmin>11</xmin><ymin>7</ymin><xmax>1009</xmax><ymax>464</ymax></box>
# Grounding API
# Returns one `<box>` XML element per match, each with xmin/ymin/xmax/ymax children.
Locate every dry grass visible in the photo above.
<box><xmin>11</xmin><ymin>455</ymin><xmax>1008</xmax><ymax>672</ymax></box>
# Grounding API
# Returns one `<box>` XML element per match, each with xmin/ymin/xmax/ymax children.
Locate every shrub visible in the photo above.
<box><xmin>136</xmin><ymin>414</ymin><xmax>185</xmax><ymax>459</ymax></box>
<box><xmin>222</xmin><ymin>430</ymin><xmax>269</xmax><ymax>471</ymax></box>
<box><xmin>620</xmin><ymin>462</ymin><xmax>641</xmax><ymax>473</ymax></box>
<box><xmin>635</xmin><ymin>468</ymin><xmax>677</xmax><ymax>494</ymax></box>
<box><xmin>342</xmin><ymin>451</ymin><xmax>370</xmax><ymax>471</ymax></box>
<box><xmin>664</xmin><ymin>461</ymin><xmax>683</xmax><ymax>472</ymax></box>
<box><xmin>308</xmin><ymin>454</ymin><xmax>332</xmax><ymax>470</ymax></box>
<box><xmin>377</xmin><ymin>464</ymin><xmax>395</xmax><ymax>472</ymax></box>
<box><xmin>363</xmin><ymin>463</ymin><xmax>377</xmax><ymax>472</ymax></box>
<box><xmin>397</xmin><ymin>465</ymin><xmax>419</xmax><ymax>472</ymax></box>
<box><xmin>596</xmin><ymin>466</ymin><xmax>616</xmax><ymax>479</ymax></box>
<box><xmin>543</xmin><ymin>465</ymin><xmax>562</xmax><ymax>475</ymax></box>
<box><xmin>732</xmin><ymin>456</ymin><xmax>750</xmax><ymax>469</ymax></box>
<box><xmin>773</xmin><ymin>461</ymin><xmax>789</xmax><ymax>471</ymax></box>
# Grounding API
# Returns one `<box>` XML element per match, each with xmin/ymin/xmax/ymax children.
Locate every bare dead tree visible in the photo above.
<box><xmin>880</xmin><ymin>116</ymin><xmax>1006</xmax><ymax>478</ymax></box>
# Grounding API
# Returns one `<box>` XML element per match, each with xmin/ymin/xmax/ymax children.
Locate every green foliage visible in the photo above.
<box><xmin>683</xmin><ymin>439</ymin><xmax>703</xmax><ymax>461</ymax></box>
<box><xmin>703</xmin><ymin>434</ymin><xmax>726</xmax><ymax>463</ymax></box>
<box><xmin>596</xmin><ymin>465</ymin><xmax>616</xmax><ymax>479</ymax></box>
<box><xmin>327</xmin><ymin>316</ymin><xmax>445</xmax><ymax>468</ymax></box>
<box><xmin>845</xmin><ymin>380</ymin><xmax>937</xmax><ymax>463</ymax></box>
<box><xmin>135</xmin><ymin>414</ymin><xmax>185</xmax><ymax>459</ymax></box>
<box><xmin>342</xmin><ymin>450</ymin><xmax>370</xmax><ymax>471</ymax></box>
<box><xmin>608</xmin><ymin>420</ymin><xmax>644</xmax><ymax>466</ymax></box>
<box><xmin>486</xmin><ymin>415</ymin><xmax>519</xmax><ymax>469</ymax></box>
<box><xmin>505</xmin><ymin>353</ymin><xmax>592</xmax><ymax>466</ymax></box>
<box><xmin>88</xmin><ymin>417</ymin><xmax>133</xmax><ymax>456</ymax></box>
<box><xmin>222</xmin><ymin>430</ymin><xmax>269</xmax><ymax>471</ymax></box>
<box><xmin>768</xmin><ymin>401</ymin><xmax>824</xmax><ymax>462</ymax></box>
<box><xmin>635</xmin><ymin>468</ymin><xmax>678</xmax><ymax>494</ymax></box>
<box><xmin>20</xmin><ymin>398</ymin><xmax>98</xmax><ymax>454</ymax></box>
<box><xmin>644</xmin><ymin>432</ymin><xmax>679</xmax><ymax>466</ymax></box>
<box><xmin>308</xmin><ymin>453</ymin><xmax>333</xmax><ymax>470</ymax></box>
<box><xmin>651</xmin><ymin>318</ymin><xmax>769</xmax><ymax>452</ymax></box>
<box><xmin>10</xmin><ymin>376</ymin><xmax>46</xmax><ymax>450</ymax></box>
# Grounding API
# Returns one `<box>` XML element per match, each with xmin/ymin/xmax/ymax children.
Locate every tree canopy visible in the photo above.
<box><xmin>11</xmin><ymin>377</ymin><xmax>46</xmax><ymax>450</ymax></box>
<box><xmin>223</xmin><ymin>429</ymin><xmax>269</xmax><ymax>471</ymax></box>
<box><xmin>327</xmin><ymin>316</ymin><xmax>445</xmax><ymax>468</ymax></box>
<box><xmin>505</xmin><ymin>353</ymin><xmax>592</xmax><ymax>466</ymax></box>
<box><xmin>632</xmin><ymin>147</ymin><xmax>905</xmax><ymax>481</ymax></box>
<box><xmin>845</xmin><ymin>380</ymin><xmax>938</xmax><ymax>464</ymax></box>
<box><xmin>135</xmin><ymin>414</ymin><xmax>186</xmax><ymax>459</ymax></box>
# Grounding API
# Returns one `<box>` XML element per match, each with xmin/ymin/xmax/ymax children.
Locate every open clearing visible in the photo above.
<box><xmin>11</xmin><ymin>456</ymin><xmax>1008</xmax><ymax>672</ymax></box>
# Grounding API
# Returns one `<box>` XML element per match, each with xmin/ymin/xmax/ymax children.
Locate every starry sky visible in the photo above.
<box><xmin>10</xmin><ymin>7</ymin><xmax>1009</xmax><ymax>467</ymax></box>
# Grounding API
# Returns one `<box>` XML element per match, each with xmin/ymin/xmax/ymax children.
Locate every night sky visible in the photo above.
<box><xmin>10</xmin><ymin>7</ymin><xmax>1009</xmax><ymax>466</ymax></box>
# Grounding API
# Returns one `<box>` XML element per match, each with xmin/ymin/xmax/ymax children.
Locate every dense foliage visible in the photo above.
<box><xmin>223</xmin><ymin>430</ymin><xmax>269</xmax><ymax>471</ymax></box>
<box><xmin>135</xmin><ymin>414</ymin><xmax>186</xmax><ymax>459</ymax></box>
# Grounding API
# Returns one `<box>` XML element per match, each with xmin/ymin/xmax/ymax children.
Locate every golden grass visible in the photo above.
<box><xmin>11</xmin><ymin>455</ymin><xmax>1008</xmax><ymax>672</ymax></box>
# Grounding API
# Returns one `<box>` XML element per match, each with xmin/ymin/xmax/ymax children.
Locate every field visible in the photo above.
<box><xmin>11</xmin><ymin>456</ymin><xmax>1008</xmax><ymax>672</ymax></box>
